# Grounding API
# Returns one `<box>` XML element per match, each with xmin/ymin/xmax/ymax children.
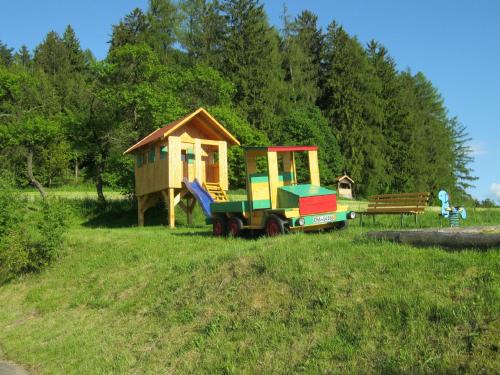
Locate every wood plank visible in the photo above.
<box><xmin>308</xmin><ymin>150</ymin><xmax>320</xmax><ymax>186</ymax></box>
<box><xmin>194</xmin><ymin>138</ymin><xmax>202</xmax><ymax>182</ymax></box>
<box><xmin>168</xmin><ymin>136</ymin><xmax>182</xmax><ymax>188</ymax></box>
<box><xmin>366</xmin><ymin>208</ymin><xmax>425</xmax><ymax>214</ymax></box>
<box><xmin>168</xmin><ymin>188</ymin><xmax>175</xmax><ymax>228</ymax></box>
<box><xmin>369</xmin><ymin>192</ymin><xmax>430</xmax><ymax>199</ymax></box>
<box><xmin>218</xmin><ymin>141</ymin><xmax>228</xmax><ymax>190</ymax></box>
<box><xmin>267</xmin><ymin>151</ymin><xmax>279</xmax><ymax>209</ymax></box>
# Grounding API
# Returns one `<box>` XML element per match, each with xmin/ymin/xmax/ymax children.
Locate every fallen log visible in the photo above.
<box><xmin>366</xmin><ymin>225</ymin><xmax>500</xmax><ymax>250</ymax></box>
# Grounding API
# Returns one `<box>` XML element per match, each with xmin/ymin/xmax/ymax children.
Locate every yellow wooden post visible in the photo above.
<box><xmin>282</xmin><ymin>152</ymin><xmax>293</xmax><ymax>185</ymax></box>
<box><xmin>168</xmin><ymin>188</ymin><xmax>175</xmax><ymax>228</ymax></box>
<box><xmin>168</xmin><ymin>136</ymin><xmax>182</xmax><ymax>188</ymax></box>
<box><xmin>218</xmin><ymin>141</ymin><xmax>228</xmax><ymax>190</ymax></box>
<box><xmin>267</xmin><ymin>151</ymin><xmax>279</xmax><ymax>209</ymax></box>
<box><xmin>308</xmin><ymin>150</ymin><xmax>320</xmax><ymax>186</ymax></box>
<box><xmin>194</xmin><ymin>138</ymin><xmax>202</xmax><ymax>182</ymax></box>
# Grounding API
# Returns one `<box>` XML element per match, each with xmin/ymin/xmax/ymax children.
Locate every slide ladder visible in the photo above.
<box><xmin>183</xmin><ymin>178</ymin><xmax>215</xmax><ymax>218</ymax></box>
<box><xmin>203</xmin><ymin>182</ymin><xmax>228</xmax><ymax>202</ymax></box>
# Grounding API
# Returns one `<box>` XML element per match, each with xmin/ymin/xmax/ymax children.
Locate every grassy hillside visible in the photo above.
<box><xmin>0</xmin><ymin>197</ymin><xmax>499</xmax><ymax>374</ymax></box>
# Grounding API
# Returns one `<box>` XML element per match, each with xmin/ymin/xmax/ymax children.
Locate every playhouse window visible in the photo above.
<box><xmin>137</xmin><ymin>154</ymin><xmax>143</xmax><ymax>168</ymax></box>
<box><xmin>160</xmin><ymin>146</ymin><xmax>168</xmax><ymax>160</ymax></box>
<box><xmin>148</xmin><ymin>148</ymin><xmax>156</xmax><ymax>163</ymax></box>
<box><xmin>187</xmin><ymin>148</ymin><xmax>195</xmax><ymax>164</ymax></box>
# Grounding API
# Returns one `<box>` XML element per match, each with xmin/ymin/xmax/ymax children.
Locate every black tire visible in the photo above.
<box><xmin>227</xmin><ymin>216</ymin><xmax>244</xmax><ymax>237</ymax></box>
<box><xmin>333</xmin><ymin>220</ymin><xmax>348</xmax><ymax>230</ymax></box>
<box><xmin>212</xmin><ymin>216</ymin><xmax>227</xmax><ymax>237</ymax></box>
<box><xmin>265</xmin><ymin>214</ymin><xmax>288</xmax><ymax>237</ymax></box>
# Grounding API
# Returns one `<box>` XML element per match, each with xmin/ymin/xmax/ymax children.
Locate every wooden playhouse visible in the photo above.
<box><xmin>124</xmin><ymin>108</ymin><xmax>240</xmax><ymax>227</ymax></box>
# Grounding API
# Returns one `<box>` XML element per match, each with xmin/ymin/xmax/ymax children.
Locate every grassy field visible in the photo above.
<box><xmin>0</xmin><ymin>194</ymin><xmax>499</xmax><ymax>374</ymax></box>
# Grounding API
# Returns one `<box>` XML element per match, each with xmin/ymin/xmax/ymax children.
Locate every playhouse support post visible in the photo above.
<box><xmin>137</xmin><ymin>196</ymin><xmax>145</xmax><ymax>227</ymax></box>
<box><xmin>168</xmin><ymin>188</ymin><xmax>175</xmax><ymax>228</ymax></box>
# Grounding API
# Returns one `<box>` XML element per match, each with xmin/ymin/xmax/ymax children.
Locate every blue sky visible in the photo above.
<box><xmin>1</xmin><ymin>0</ymin><xmax>499</xmax><ymax>202</ymax></box>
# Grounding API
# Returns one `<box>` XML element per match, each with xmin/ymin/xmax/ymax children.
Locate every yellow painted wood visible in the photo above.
<box><xmin>168</xmin><ymin>188</ymin><xmax>175</xmax><ymax>228</ymax></box>
<box><xmin>199</xmin><ymin>139</ymin><xmax>222</xmax><ymax>146</ymax></box>
<box><xmin>267</xmin><ymin>151</ymin><xmax>279</xmax><ymax>209</ymax></box>
<box><xmin>308</xmin><ymin>150</ymin><xmax>320</xmax><ymax>185</ymax></box>
<box><xmin>194</xmin><ymin>138</ymin><xmax>202</xmax><ymax>182</ymax></box>
<box><xmin>218</xmin><ymin>141</ymin><xmax>228</xmax><ymax>190</ymax></box>
<box><xmin>168</xmin><ymin>136</ymin><xmax>182</xmax><ymax>188</ymax></box>
<box><xmin>282</xmin><ymin>152</ymin><xmax>294</xmax><ymax>185</ymax></box>
<box><xmin>250</xmin><ymin>182</ymin><xmax>271</xmax><ymax>200</ymax></box>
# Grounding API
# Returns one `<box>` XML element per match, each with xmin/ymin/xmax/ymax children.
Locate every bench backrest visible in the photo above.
<box><xmin>367</xmin><ymin>192</ymin><xmax>430</xmax><ymax>213</ymax></box>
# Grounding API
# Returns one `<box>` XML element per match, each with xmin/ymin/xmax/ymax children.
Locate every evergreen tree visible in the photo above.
<box><xmin>0</xmin><ymin>41</ymin><xmax>14</xmax><ymax>66</ymax></box>
<box><xmin>280</xmin><ymin>6</ymin><xmax>318</xmax><ymax>105</ymax></box>
<box><xmin>179</xmin><ymin>0</ymin><xmax>225</xmax><ymax>67</ymax></box>
<box><xmin>449</xmin><ymin>117</ymin><xmax>477</xmax><ymax>199</ymax></box>
<box><xmin>34</xmin><ymin>31</ymin><xmax>70</xmax><ymax>77</ymax></box>
<box><xmin>220</xmin><ymin>0</ymin><xmax>286</xmax><ymax>139</ymax></box>
<box><xmin>110</xmin><ymin>8</ymin><xmax>149</xmax><ymax>51</ymax></box>
<box><xmin>15</xmin><ymin>45</ymin><xmax>32</xmax><ymax>68</ymax></box>
<box><xmin>146</xmin><ymin>0</ymin><xmax>180</xmax><ymax>60</ymax></box>
<box><xmin>320</xmin><ymin>22</ymin><xmax>387</xmax><ymax>196</ymax></box>
<box><xmin>63</xmin><ymin>25</ymin><xmax>86</xmax><ymax>73</ymax></box>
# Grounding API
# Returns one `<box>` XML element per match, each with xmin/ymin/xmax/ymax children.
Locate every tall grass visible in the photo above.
<box><xmin>0</xmin><ymin>195</ymin><xmax>498</xmax><ymax>374</ymax></box>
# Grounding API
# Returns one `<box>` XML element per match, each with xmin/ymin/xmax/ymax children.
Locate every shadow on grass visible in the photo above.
<box><xmin>70</xmin><ymin>198</ymin><xmax>166</xmax><ymax>228</ymax></box>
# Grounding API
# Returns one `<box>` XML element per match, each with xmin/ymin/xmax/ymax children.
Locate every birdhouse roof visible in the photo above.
<box><xmin>124</xmin><ymin>108</ymin><xmax>240</xmax><ymax>154</ymax></box>
<box><xmin>335</xmin><ymin>175</ymin><xmax>354</xmax><ymax>183</ymax></box>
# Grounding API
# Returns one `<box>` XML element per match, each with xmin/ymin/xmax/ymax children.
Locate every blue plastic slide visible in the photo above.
<box><xmin>183</xmin><ymin>178</ymin><xmax>214</xmax><ymax>218</ymax></box>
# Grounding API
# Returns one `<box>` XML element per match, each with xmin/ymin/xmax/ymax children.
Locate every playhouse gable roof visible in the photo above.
<box><xmin>124</xmin><ymin>108</ymin><xmax>240</xmax><ymax>154</ymax></box>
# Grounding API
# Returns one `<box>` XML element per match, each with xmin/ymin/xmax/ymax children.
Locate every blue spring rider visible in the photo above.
<box><xmin>438</xmin><ymin>190</ymin><xmax>466</xmax><ymax>227</ymax></box>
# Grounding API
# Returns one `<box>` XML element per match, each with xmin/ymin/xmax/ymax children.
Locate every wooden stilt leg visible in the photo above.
<box><xmin>160</xmin><ymin>190</ymin><xmax>169</xmax><ymax>227</ymax></box>
<box><xmin>187</xmin><ymin>197</ymin><xmax>193</xmax><ymax>225</ymax></box>
<box><xmin>168</xmin><ymin>188</ymin><xmax>175</xmax><ymax>228</ymax></box>
<box><xmin>137</xmin><ymin>196</ymin><xmax>145</xmax><ymax>227</ymax></box>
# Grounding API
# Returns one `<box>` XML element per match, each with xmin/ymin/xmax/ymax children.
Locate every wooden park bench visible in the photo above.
<box><xmin>359</xmin><ymin>192</ymin><xmax>430</xmax><ymax>226</ymax></box>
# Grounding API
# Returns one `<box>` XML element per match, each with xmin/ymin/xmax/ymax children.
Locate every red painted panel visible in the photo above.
<box><xmin>299</xmin><ymin>195</ymin><xmax>337</xmax><ymax>215</ymax></box>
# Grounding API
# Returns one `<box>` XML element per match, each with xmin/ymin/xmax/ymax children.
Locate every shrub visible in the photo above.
<box><xmin>0</xmin><ymin>187</ymin><xmax>68</xmax><ymax>283</ymax></box>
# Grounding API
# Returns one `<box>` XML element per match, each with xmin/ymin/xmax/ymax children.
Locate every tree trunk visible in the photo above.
<box><xmin>27</xmin><ymin>148</ymin><xmax>47</xmax><ymax>199</ymax></box>
<box><xmin>95</xmin><ymin>159</ymin><xmax>106</xmax><ymax>204</ymax></box>
<box><xmin>74</xmin><ymin>158</ymin><xmax>79</xmax><ymax>183</ymax></box>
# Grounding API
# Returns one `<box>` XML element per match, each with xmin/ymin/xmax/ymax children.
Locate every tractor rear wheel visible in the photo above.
<box><xmin>265</xmin><ymin>214</ymin><xmax>288</xmax><ymax>237</ymax></box>
<box><xmin>228</xmin><ymin>216</ymin><xmax>244</xmax><ymax>237</ymax></box>
<box><xmin>213</xmin><ymin>216</ymin><xmax>227</xmax><ymax>237</ymax></box>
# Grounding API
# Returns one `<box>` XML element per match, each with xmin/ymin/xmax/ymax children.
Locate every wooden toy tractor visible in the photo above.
<box><xmin>206</xmin><ymin>146</ymin><xmax>355</xmax><ymax>236</ymax></box>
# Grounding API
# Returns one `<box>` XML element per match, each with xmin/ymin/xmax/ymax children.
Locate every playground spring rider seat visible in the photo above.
<box><xmin>438</xmin><ymin>190</ymin><xmax>466</xmax><ymax>227</ymax></box>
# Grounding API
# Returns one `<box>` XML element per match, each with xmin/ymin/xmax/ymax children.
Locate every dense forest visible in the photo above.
<box><xmin>0</xmin><ymin>0</ymin><xmax>477</xmax><ymax>202</ymax></box>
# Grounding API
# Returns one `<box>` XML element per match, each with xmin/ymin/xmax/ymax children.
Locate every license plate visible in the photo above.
<box><xmin>312</xmin><ymin>214</ymin><xmax>335</xmax><ymax>224</ymax></box>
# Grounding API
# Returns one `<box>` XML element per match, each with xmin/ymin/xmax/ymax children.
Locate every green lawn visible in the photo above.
<box><xmin>0</xmin><ymin>196</ymin><xmax>499</xmax><ymax>374</ymax></box>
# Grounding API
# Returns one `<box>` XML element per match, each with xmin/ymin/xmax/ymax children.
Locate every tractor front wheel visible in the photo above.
<box><xmin>213</xmin><ymin>216</ymin><xmax>227</xmax><ymax>237</ymax></box>
<box><xmin>265</xmin><ymin>214</ymin><xmax>288</xmax><ymax>237</ymax></box>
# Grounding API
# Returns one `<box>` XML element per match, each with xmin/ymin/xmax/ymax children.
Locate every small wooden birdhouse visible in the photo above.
<box><xmin>335</xmin><ymin>175</ymin><xmax>355</xmax><ymax>199</ymax></box>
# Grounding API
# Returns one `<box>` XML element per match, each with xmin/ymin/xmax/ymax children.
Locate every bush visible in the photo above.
<box><xmin>0</xmin><ymin>187</ymin><xmax>68</xmax><ymax>283</ymax></box>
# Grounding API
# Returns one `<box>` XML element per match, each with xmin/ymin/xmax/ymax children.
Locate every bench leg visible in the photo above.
<box><xmin>360</xmin><ymin>213</ymin><xmax>363</xmax><ymax>227</ymax></box>
<box><xmin>400</xmin><ymin>214</ymin><xmax>403</xmax><ymax>227</ymax></box>
<box><xmin>372</xmin><ymin>215</ymin><xmax>375</xmax><ymax>225</ymax></box>
<box><xmin>414</xmin><ymin>214</ymin><xmax>417</xmax><ymax>226</ymax></box>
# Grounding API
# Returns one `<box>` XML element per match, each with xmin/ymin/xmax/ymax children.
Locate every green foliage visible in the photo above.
<box><xmin>0</xmin><ymin>1</ymin><xmax>477</xmax><ymax>202</ymax></box>
<box><xmin>277</xmin><ymin>106</ymin><xmax>342</xmax><ymax>184</ymax></box>
<box><xmin>0</xmin><ymin>185</ymin><xmax>68</xmax><ymax>283</ymax></box>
